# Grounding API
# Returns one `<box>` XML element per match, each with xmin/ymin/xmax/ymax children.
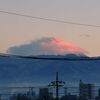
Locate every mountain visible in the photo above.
<box><xmin>0</xmin><ymin>54</ymin><xmax>100</xmax><ymax>86</ymax></box>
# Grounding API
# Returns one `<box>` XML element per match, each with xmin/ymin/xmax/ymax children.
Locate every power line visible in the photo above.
<box><xmin>0</xmin><ymin>10</ymin><xmax>100</xmax><ymax>28</ymax></box>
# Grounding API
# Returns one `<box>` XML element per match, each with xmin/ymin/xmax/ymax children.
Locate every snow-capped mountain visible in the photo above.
<box><xmin>0</xmin><ymin>54</ymin><xmax>100</xmax><ymax>86</ymax></box>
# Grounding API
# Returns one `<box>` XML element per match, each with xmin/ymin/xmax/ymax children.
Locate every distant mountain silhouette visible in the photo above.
<box><xmin>0</xmin><ymin>54</ymin><xmax>100</xmax><ymax>86</ymax></box>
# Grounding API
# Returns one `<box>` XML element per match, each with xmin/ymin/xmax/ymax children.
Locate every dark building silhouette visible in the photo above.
<box><xmin>79</xmin><ymin>80</ymin><xmax>94</xmax><ymax>99</ymax></box>
<box><xmin>39</xmin><ymin>88</ymin><xmax>53</xmax><ymax>100</ymax></box>
<box><xmin>61</xmin><ymin>93</ymin><xmax>78</xmax><ymax>100</ymax></box>
<box><xmin>95</xmin><ymin>89</ymin><xmax>100</xmax><ymax>100</ymax></box>
<box><xmin>26</xmin><ymin>88</ymin><xmax>36</xmax><ymax>100</ymax></box>
<box><xmin>98</xmin><ymin>89</ymin><xmax>100</xmax><ymax>97</ymax></box>
<box><xmin>10</xmin><ymin>93</ymin><xmax>30</xmax><ymax>100</ymax></box>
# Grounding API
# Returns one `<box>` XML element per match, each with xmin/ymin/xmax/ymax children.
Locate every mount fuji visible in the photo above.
<box><xmin>0</xmin><ymin>54</ymin><xmax>100</xmax><ymax>86</ymax></box>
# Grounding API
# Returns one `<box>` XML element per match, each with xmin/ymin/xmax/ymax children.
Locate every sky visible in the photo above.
<box><xmin>0</xmin><ymin>0</ymin><xmax>100</xmax><ymax>56</ymax></box>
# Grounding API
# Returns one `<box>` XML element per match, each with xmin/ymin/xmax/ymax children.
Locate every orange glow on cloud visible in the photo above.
<box><xmin>40</xmin><ymin>37</ymin><xmax>87</xmax><ymax>55</ymax></box>
<box><xmin>8</xmin><ymin>37</ymin><xmax>87</xmax><ymax>56</ymax></box>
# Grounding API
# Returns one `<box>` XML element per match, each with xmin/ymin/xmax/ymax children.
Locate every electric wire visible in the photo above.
<box><xmin>0</xmin><ymin>10</ymin><xmax>100</xmax><ymax>28</ymax></box>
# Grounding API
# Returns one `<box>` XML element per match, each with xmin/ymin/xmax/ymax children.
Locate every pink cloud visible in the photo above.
<box><xmin>8</xmin><ymin>37</ymin><xmax>87</xmax><ymax>56</ymax></box>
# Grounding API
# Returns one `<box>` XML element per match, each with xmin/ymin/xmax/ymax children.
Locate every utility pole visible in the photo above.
<box><xmin>48</xmin><ymin>72</ymin><xmax>65</xmax><ymax>100</ymax></box>
<box><xmin>56</xmin><ymin>72</ymin><xmax>59</xmax><ymax>100</ymax></box>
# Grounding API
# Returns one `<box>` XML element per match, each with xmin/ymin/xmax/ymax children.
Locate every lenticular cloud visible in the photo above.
<box><xmin>8</xmin><ymin>37</ymin><xmax>87</xmax><ymax>56</ymax></box>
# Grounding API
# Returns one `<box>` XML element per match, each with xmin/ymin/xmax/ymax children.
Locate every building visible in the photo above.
<box><xmin>79</xmin><ymin>80</ymin><xmax>94</xmax><ymax>99</ymax></box>
<box><xmin>27</xmin><ymin>89</ymin><xmax>36</xmax><ymax>100</ymax></box>
<box><xmin>95</xmin><ymin>89</ymin><xmax>100</xmax><ymax>100</ymax></box>
<box><xmin>39</xmin><ymin>88</ymin><xmax>53</xmax><ymax>100</ymax></box>
<box><xmin>61</xmin><ymin>93</ymin><xmax>78</xmax><ymax>100</ymax></box>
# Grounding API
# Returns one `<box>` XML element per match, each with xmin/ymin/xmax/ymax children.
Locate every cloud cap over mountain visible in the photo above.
<box><xmin>8</xmin><ymin>37</ymin><xmax>87</xmax><ymax>56</ymax></box>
